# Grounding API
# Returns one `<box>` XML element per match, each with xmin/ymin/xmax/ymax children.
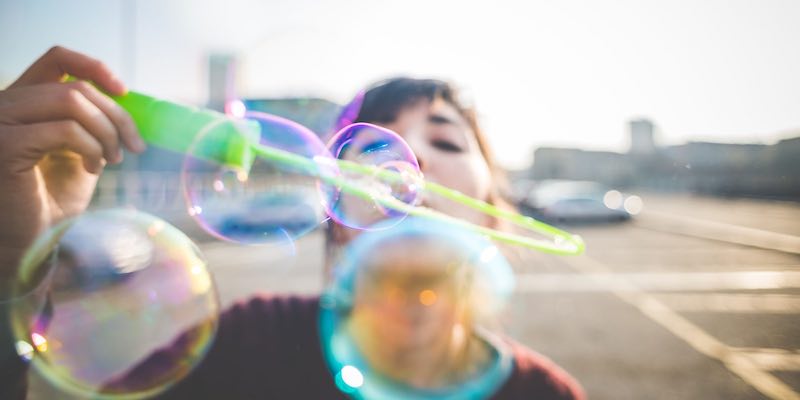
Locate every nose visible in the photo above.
<box><xmin>403</xmin><ymin>135</ymin><xmax>427</xmax><ymax>172</ymax></box>
<box><xmin>415</xmin><ymin>153</ymin><xmax>426</xmax><ymax>171</ymax></box>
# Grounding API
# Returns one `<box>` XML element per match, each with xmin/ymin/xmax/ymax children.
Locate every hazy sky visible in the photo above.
<box><xmin>2</xmin><ymin>0</ymin><xmax>799</xmax><ymax>169</ymax></box>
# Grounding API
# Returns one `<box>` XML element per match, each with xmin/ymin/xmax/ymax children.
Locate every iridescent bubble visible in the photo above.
<box><xmin>319</xmin><ymin>217</ymin><xmax>515</xmax><ymax>399</ymax></box>
<box><xmin>324</xmin><ymin>123</ymin><xmax>422</xmax><ymax>230</ymax></box>
<box><xmin>9</xmin><ymin>209</ymin><xmax>218</xmax><ymax>399</ymax></box>
<box><xmin>183</xmin><ymin>111</ymin><xmax>336</xmax><ymax>244</ymax></box>
<box><xmin>331</xmin><ymin>90</ymin><xmax>365</xmax><ymax>136</ymax></box>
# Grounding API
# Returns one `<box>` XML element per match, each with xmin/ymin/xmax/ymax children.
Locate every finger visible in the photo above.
<box><xmin>73</xmin><ymin>81</ymin><xmax>145</xmax><ymax>153</ymax></box>
<box><xmin>12</xmin><ymin>120</ymin><xmax>106</xmax><ymax>174</ymax></box>
<box><xmin>9</xmin><ymin>46</ymin><xmax>126</xmax><ymax>95</ymax></box>
<box><xmin>2</xmin><ymin>82</ymin><xmax>123</xmax><ymax>164</ymax></box>
<box><xmin>1</xmin><ymin>82</ymin><xmax>144</xmax><ymax>153</ymax></box>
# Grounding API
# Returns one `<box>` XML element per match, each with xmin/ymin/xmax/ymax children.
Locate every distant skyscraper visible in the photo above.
<box><xmin>208</xmin><ymin>53</ymin><xmax>237</xmax><ymax>112</ymax></box>
<box><xmin>629</xmin><ymin>118</ymin><xmax>656</xmax><ymax>155</ymax></box>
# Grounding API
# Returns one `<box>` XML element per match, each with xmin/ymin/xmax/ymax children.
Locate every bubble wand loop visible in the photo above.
<box><xmin>249</xmin><ymin>144</ymin><xmax>584</xmax><ymax>255</ymax></box>
<box><xmin>111</xmin><ymin>90</ymin><xmax>585</xmax><ymax>255</ymax></box>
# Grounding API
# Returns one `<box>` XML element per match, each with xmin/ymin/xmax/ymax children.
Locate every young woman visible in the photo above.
<box><xmin>0</xmin><ymin>47</ymin><xmax>584</xmax><ymax>399</ymax></box>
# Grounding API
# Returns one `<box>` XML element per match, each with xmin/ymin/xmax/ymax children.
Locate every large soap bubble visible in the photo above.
<box><xmin>319</xmin><ymin>217</ymin><xmax>515</xmax><ymax>399</ymax></box>
<box><xmin>324</xmin><ymin>123</ymin><xmax>423</xmax><ymax>231</ymax></box>
<box><xmin>9</xmin><ymin>209</ymin><xmax>218</xmax><ymax>399</ymax></box>
<box><xmin>182</xmin><ymin>111</ymin><xmax>336</xmax><ymax>245</ymax></box>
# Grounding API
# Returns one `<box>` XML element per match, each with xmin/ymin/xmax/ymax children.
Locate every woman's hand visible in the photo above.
<box><xmin>0</xmin><ymin>46</ymin><xmax>146</xmax><ymax>284</ymax></box>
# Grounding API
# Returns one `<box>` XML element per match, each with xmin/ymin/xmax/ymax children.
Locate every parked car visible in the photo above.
<box><xmin>520</xmin><ymin>180</ymin><xmax>642</xmax><ymax>223</ymax></box>
<box><xmin>205</xmin><ymin>192</ymin><xmax>324</xmax><ymax>243</ymax></box>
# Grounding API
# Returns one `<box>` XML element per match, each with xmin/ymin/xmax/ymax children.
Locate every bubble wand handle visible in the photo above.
<box><xmin>112</xmin><ymin>90</ymin><xmax>257</xmax><ymax>170</ymax></box>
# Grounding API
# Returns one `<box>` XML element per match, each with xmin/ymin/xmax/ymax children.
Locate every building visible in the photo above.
<box><xmin>628</xmin><ymin>119</ymin><xmax>656</xmax><ymax>155</ymax></box>
<box><xmin>529</xmin><ymin>120</ymin><xmax>800</xmax><ymax>200</ymax></box>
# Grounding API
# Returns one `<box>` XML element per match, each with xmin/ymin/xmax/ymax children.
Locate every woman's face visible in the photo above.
<box><xmin>348</xmin><ymin>240</ymin><xmax>469</xmax><ymax>372</ymax></box>
<box><xmin>353</xmin><ymin>265</ymin><xmax>460</xmax><ymax>350</ymax></box>
<box><xmin>377</xmin><ymin>97</ymin><xmax>493</xmax><ymax>226</ymax></box>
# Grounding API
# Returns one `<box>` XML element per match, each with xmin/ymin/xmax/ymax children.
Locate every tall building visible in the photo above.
<box><xmin>628</xmin><ymin>119</ymin><xmax>656</xmax><ymax>155</ymax></box>
<box><xmin>207</xmin><ymin>53</ymin><xmax>237</xmax><ymax>112</ymax></box>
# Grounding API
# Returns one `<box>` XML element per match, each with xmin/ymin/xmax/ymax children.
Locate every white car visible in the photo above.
<box><xmin>523</xmin><ymin>180</ymin><xmax>642</xmax><ymax>222</ymax></box>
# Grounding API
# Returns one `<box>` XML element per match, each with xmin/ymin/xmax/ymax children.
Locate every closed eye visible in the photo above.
<box><xmin>429</xmin><ymin>115</ymin><xmax>454</xmax><ymax>125</ymax></box>
<box><xmin>432</xmin><ymin>139</ymin><xmax>463</xmax><ymax>153</ymax></box>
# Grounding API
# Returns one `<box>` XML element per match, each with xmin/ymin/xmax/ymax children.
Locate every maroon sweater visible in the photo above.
<box><xmin>4</xmin><ymin>295</ymin><xmax>585</xmax><ymax>399</ymax></box>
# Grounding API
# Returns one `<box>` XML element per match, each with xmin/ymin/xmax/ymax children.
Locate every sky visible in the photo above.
<box><xmin>2</xmin><ymin>0</ymin><xmax>799</xmax><ymax>169</ymax></box>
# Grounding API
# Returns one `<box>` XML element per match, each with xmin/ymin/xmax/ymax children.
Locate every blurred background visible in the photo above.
<box><xmin>2</xmin><ymin>0</ymin><xmax>799</xmax><ymax>399</ymax></box>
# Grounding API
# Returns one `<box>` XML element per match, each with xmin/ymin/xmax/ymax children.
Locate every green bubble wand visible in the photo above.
<box><xmin>112</xmin><ymin>91</ymin><xmax>585</xmax><ymax>256</ymax></box>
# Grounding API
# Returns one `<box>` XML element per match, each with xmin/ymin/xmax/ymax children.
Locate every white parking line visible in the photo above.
<box><xmin>635</xmin><ymin>211</ymin><xmax>800</xmax><ymax>254</ymax></box>
<box><xmin>734</xmin><ymin>348</ymin><xmax>800</xmax><ymax>371</ymax></box>
<box><xmin>655</xmin><ymin>294</ymin><xmax>800</xmax><ymax>314</ymax></box>
<box><xmin>558</xmin><ymin>255</ymin><xmax>799</xmax><ymax>400</ymax></box>
<box><xmin>515</xmin><ymin>270</ymin><xmax>800</xmax><ymax>292</ymax></box>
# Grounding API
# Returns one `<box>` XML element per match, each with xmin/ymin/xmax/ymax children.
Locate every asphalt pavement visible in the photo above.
<box><xmin>22</xmin><ymin>193</ymin><xmax>800</xmax><ymax>399</ymax></box>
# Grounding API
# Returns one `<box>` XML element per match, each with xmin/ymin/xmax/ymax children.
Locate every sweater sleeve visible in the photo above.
<box><xmin>491</xmin><ymin>339</ymin><xmax>586</xmax><ymax>400</ymax></box>
<box><xmin>104</xmin><ymin>294</ymin><xmax>333</xmax><ymax>400</ymax></box>
<box><xmin>102</xmin><ymin>297</ymin><xmax>253</xmax><ymax>399</ymax></box>
<box><xmin>0</xmin><ymin>299</ymin><xmax>29</xmax><ymax>400</ymax></box>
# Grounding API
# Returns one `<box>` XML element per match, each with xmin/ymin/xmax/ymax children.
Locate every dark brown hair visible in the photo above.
<box><xmin>325</xmin><ymin>78</ymin><xmax>513</xmax><ymax>269</ymax></box>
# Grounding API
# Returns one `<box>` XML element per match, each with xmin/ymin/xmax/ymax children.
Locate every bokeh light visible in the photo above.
<box><xmin>224</xmin><ymin>99</ymin><xmax>247</xmax><ymax>119</ymax></box>
<box><xmin>603</xmin><ymin>190</ymin><xmax>623</xmax><ymax>209</ymax></box>
<box><xmin>341</xmin><ymin>365</ymin><xmax>364</xmax><ymax>388</ymax></box>
<box><xmin>624</xmin><ymin>195</ymin><xmax>644</xmax><ymax>215</ymax></box>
